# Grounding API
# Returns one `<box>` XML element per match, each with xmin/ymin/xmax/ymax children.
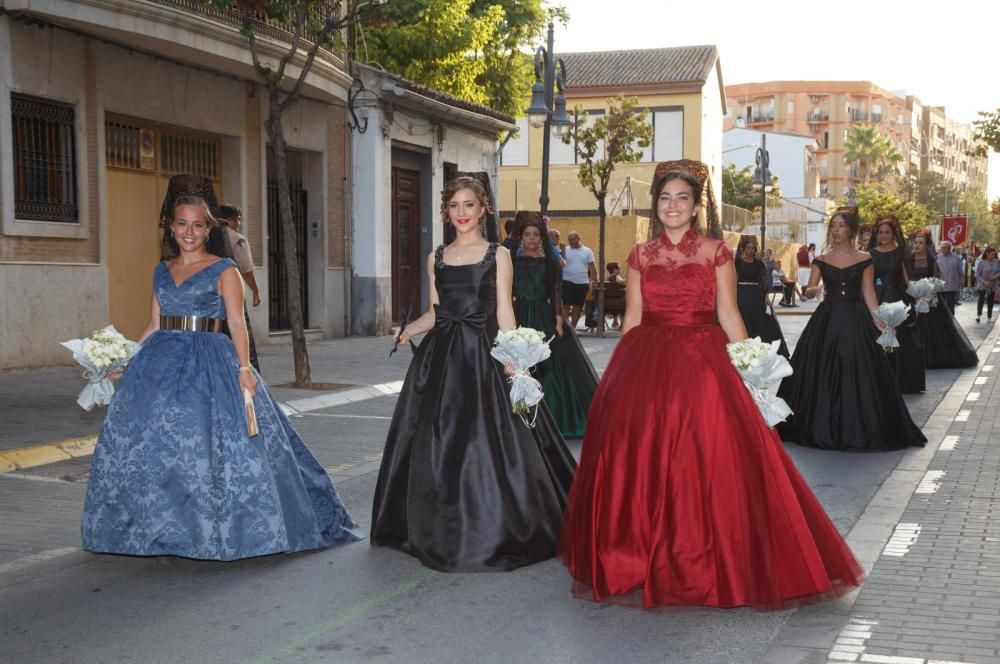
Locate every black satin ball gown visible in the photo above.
<box><xmin>776</xmin><ymin>258</ymin><xmax>926</xmax><ymax>450</ymax></box>
<box><xmin>870</xmin><ymin>248</ymin><xmax>925</xmax><ymax>393</ymax></box>
<box><xmin>371</xmin><ymin>243</ymin><xmax>577</xmax><ymax>572</ymax></box>
<box><xmin>911</xmin><ymin>262</ymin><xmax>978</xmax><ymax>369</ymax></box>
<box><xmin>735</xmin><ymin>258</ymin><xmax>789</xmax><ymax>358</ymax></box>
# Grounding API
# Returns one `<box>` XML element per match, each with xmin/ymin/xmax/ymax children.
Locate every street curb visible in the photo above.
<box><xmin>0</xmin><ymin>435</ymin><xmax>97</xmax><ymax>473</ymax></box>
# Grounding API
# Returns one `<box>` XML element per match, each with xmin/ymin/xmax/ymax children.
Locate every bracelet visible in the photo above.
<box><xmin>239</xmin><ymin>365</ymin><xmax>252</xmax><ymax>373</ymax></box>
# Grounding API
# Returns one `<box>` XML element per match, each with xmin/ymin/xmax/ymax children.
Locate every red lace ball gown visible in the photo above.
<box><xmin>559</xmin><ymin>229</ymin><xmax>864</xmax><ymax>609</ymax></box>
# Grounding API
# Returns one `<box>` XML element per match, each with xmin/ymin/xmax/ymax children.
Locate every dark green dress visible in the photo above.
<box><xmin>513</xmin><ymin>255</ymin><xmax>599</xmax><ymax>437</ymax></box>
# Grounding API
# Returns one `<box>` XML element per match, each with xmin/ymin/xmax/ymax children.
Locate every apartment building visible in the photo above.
<box><xmin>724</xmin><ymin>81</ymin><xmax>987</xmax><ymax>199</ymax></box>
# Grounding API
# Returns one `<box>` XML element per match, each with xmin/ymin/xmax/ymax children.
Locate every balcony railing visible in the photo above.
<box><xmin>748</xmin><ymin>111</ymin><xmax>775</xmax><ymax>123</ymax></box>
<box><xmin>146</xmin><ymin>0</ymin><xmax>345</xmax><ymax>50</ymax></box>
<box><xmin>808</xmin><ymin>111</ymin><xmax>830</xmax><ymax>121</ymax></box>
<box><xmin>849</xmin><ymin>110</ymin><xmax>868</xmax><ymax>122</ymax></box>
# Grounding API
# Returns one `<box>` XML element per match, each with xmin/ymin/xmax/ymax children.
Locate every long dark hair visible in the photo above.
<box><xmin>908</xmin><ymin>231</ymin><xmax>937</xmax><ymax>274</ymax></box>
<box><xmin>649</xmin><ymin>170</ymin><xmax>723</xmax><ymax>240</ymax></box>
<box><xmin>866</xmin><ymin>217</ymin><xmax>907</xmax><ymax>254</ymax></box>
<box><xmin>824</xmin><ymin>209</ymin><xmax>860</xmax><ymax>251</ymax></box>
<box><xmin>516</xmin><ymin>215</ymin><xmax>561</xmax><ymax>303</ymax></box>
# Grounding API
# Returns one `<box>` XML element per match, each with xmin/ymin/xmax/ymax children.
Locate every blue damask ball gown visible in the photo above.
<box><xmin>82</xmin><ymin>258</ymin><xmax>362</xmax><ymax>560</ymax></box>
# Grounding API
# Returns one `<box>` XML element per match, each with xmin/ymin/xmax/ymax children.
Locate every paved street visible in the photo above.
<box><xmin>1</xmin><ymin>302</ymin><xmax>998</xmax><ymax>663</ymax></box>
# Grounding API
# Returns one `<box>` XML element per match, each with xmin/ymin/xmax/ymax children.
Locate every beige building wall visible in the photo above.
<box><xmin>500</xmin><ymin>90</ymin><xmax>709</xmax><ymax>215</ymax></box>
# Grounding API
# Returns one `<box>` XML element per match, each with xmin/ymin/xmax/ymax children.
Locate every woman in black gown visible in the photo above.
<box><xmin>371</xmin><ymin>177</ymin><xmax>576</xmax><ymax>572</ymax></box>
<box><xmin>512</xmin><ymin>216</ymin><xmax>598</xmax><ymax>437</ymax></box>
<box><xmin>735</xmin><ymin>235</ymin><xmax>789</xmax><ymax>358</ymax></box>
<box><xmin>909</xmin><ymin>231</ymin><xmax>978</xmax><ymax>368</ymax></box>
<box><xmin>777</xmin><ymin>210</ymin><xmax>926</xmax><ymax>450</ymax></box>
<box><xmin>867</xmin><ymin>216</ymin><xmax>925</xmax><ymax>393</ymax></box>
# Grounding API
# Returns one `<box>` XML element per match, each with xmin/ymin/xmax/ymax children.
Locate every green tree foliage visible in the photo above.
<box><xmin>358</xmin><ymin>0</ymin><xmax>566</xmax><ymax>117</ymax></box>
<box><xmin>900</xmin><ymin>166</ymin><xmax>961</xmax><ymax>214</ymax></box>
<box><xmin>721</xmin><ymin>163</ymin><xmax>781</xmax><ymax>212</ymax></box>
<box><xmin>961</xmin><ymin>188</ymin><xmax>999</xmax><ymax>246</ymax></box>
<box><xmin>971</xmin><ymin>108</ymin><xmax>1000</xmax><ymax>156</ymax></box>
<box><xmin>845</xmin><ymin>184</ymin><xmax>934</xmax><ymax>236</ymax></box>
<box><xmin>564</xmin><ymin>96</ymin><xmax>652</xmax><ymax>335</ymax></box>
<box><xmin>844</xmin><ymin>124</ymin><xmax>904</xmax><ymax>183</ymax></box>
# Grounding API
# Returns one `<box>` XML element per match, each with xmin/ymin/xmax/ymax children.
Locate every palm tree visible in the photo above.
<box><xmin>844</xmin><ymin>124</ymin><xmax>903</xmax><ymax>184</ymax></box>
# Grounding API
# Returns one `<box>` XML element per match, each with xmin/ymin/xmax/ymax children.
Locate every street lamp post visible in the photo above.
<box><xmin>752</xmin><ymin>133</ymin><xmax>773</xmax><ymax>253</ymax></box>
<box><xmin>525</xmin><ymin>22</ymin><xmax>571</xmax><ymax>218</ymax></box>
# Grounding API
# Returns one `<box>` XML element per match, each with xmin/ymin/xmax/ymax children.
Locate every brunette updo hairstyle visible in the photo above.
<box><xmin>439</xmin><ymin>176</ymin><xmax>494</xmax><ymax>224</ymax></box>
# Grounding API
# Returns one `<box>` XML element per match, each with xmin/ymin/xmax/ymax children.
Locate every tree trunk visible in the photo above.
<box><xmin>595</xmin><ymin>196</ymin><xmax>607</xmax><ymax>338</ymax></box>
<box><xmin>265</xmin><ymin>92</ymin><xmax>312</xmax><ymax>387</ymax></box>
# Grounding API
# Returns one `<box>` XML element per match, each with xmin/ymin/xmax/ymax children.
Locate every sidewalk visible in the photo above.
<box><xmin>820</xmin><ymin>326</ymin><xmax>1000</xmax><ymax>664</ymax></box>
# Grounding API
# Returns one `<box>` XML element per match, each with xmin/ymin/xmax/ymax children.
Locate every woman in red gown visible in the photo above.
<box><xmin>559</xmin><ymin>162</ymin><xmax>864</xmax><ymax>609</ymax></box>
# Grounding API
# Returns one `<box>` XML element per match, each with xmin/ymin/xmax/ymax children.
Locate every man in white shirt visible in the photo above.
<box><xmin>936</xmin><ymin>241</ymin><xmax>963</xmax><ymax>313</ymax></box>
<box><xmin>562</xmin><ymin>231</ymin><xmax>597</xmax><ymax>329</ymax></box>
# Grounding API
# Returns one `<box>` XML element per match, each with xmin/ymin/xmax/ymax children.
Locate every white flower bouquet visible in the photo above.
<box><xmin>490</xmin><ymin>327</ymin><xmax>552</xmax><ymax>427</ymax></box>
<box><xmin>906</xmin><ymin>277</ymin><xmax>946</xmax><ymax>313</ymax></box>
<box><xmin>61</xmin><ymin>325</ymin><xmax>140</xmax><ymax>411</ymax></box>
<box><xmin>872</xmin><ymin>301</ymin><xmax>910</xmax><ymax>352</ymax></box>
<box><xmin>726</xmin><ymin>337</ymin><xmax>794</xmax><ymax>427</ymax></box>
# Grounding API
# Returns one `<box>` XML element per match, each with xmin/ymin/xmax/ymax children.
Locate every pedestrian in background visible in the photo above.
<box><xmin>735</xmin><ymin>235</ymin><xmax>789</xmax><ymax>358</ymax></box>
<box><xmin>935</xmin><ymin>240</ymin><xmax>963</xmax><ymax>313</ymax></box>
<box><xmin>974</xmin><ymin>247</ymin><xmax>999</xmax><ymax>323</ymax></box>
<box><xmin>868</xmin><ymin>216</ymin><xmax>925</xmax><ymax>394</ymax></box>
<box><xmin>561</xmin><ymin>231</ymin><xmax>597</xmax><ymax>330</ymax></box>
<box><xmin>909</xmin><ymin>231</ymin><xmax>977</xmax><ymax>369</ymax></box>
<box><xmin>777</xmin><ymin>209</ymin><xmax>926</xmax><ymax>451</ymax></box>
<box><xmin>217</xmin><ymin>204</ymin><xmax>261</xmax><ymax>373</ymax></box>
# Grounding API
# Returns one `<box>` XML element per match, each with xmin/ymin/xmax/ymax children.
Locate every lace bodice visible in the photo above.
<box><xmin>627</xmin><ymin>229</ymin><xmax>732</xmax><ymax>315</ymax></box>
<box><xmin>154</xmin><ymin>258</ymin><xmax>235</xmax><ymax>318</ymax></box>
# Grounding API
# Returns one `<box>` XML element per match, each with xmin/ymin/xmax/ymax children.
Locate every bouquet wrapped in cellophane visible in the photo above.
<box><xmin>490</xmin><ymin>327</ymin><xmax>552</xmax><ymax>428</ymax></box>
<box><xmin>873</xmin><ymin>301</ymin><xmax>910</xmax><ymax>352</ymax></box>
<box><xmin>61</xmin><ymin>325</ymin><xmax>140</xmax><ymax>411</ymax></box>
<box><xmin>906</xmin><ymin>277</ymin><xmax>945</xmax><ymax>313</ymax></box>
<box><xmin>726</xmin><ymin>337</ymin><xmax>793</xmax><ymax>427</ymax></box>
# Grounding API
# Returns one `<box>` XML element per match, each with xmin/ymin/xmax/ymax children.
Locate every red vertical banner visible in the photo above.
<box><xmin>940</xmin><ymin>215</ymin><xmax>969</xmax><ymax>245</ymax></box>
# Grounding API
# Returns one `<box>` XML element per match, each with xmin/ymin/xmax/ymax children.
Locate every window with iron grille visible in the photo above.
<box><xmin>11</xmin><ymin>94</ymin><xmax>79</xmax><ymax>223</ymax></box>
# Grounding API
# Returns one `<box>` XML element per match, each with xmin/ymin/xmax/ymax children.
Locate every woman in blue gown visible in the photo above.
<box><xmin>81</xmin><ymin>193</ymin><xmax>361</xmax><ymax>560</ymax></box>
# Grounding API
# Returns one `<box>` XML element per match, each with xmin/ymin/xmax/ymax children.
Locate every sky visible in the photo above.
<box><xmin>553</xmin><ymin>0</ymin><xmax>1000</xmax><ymax>199</ymax></box>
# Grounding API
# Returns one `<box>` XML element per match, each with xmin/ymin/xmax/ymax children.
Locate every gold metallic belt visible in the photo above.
<box><xmin>159</xmin><ymin>315</ymin><xmax>224</xmax><ymax>332</ymax></box>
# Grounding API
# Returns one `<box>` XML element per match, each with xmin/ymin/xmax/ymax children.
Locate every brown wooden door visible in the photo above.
<box><xmin>391</xmin><ymin>167</ymin><xmax>422</xmax><ymax>320</ymax></box>
<box><xmin>107</xmin><ymin>168</ymin><xmax>162</xmax><ymax>339</ymax></box>
<box><xmin>105</xmin><ymin>117</ymin><xmax>223</xmax><ymax>339</ymax></box>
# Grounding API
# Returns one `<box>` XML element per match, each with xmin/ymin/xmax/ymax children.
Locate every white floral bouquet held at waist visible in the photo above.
<box><xmin>906</xmin><ymin>277</ymin><xmax>945</xmax><ymax>313</ymax></box>
<box><xmin>61</xmin><ymin>325</ymin><xmax>141</xmax><ymax>411</ymax></box>
<box><xmin>726</xmin><ymin>337</ymin><xmax>793</xmax><ymax>427</ymax></box>
<box><xmin>872</xmin><ymin>301</ymin><xmax>910</xmax><ymax>353</ymax></box>
<box><xmin>490</xmin><ymin>327</ymin><xmax>552</xmax><ymax>428</ymax></box>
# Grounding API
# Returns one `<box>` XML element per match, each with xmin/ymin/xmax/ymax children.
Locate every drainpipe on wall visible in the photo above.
<box><xmin>343</xmin><ymin>112</ymin><xmax>354</xmax><ymax>337</ymax></box>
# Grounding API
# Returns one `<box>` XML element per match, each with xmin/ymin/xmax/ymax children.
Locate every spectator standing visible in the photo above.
<box><xmin>935</xmin><ymin>240</ymin><xmax>963</xmax><ymax>313</ymax></box>
<box><xmin>562</xmin><ymin>231</ymin><xmax>597</xmax><ymax>329</ymax></box>
<box><xmin>796</xmin><ymin>245</ymin><xmax>812</xmax><ymax>298</ymax></box>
